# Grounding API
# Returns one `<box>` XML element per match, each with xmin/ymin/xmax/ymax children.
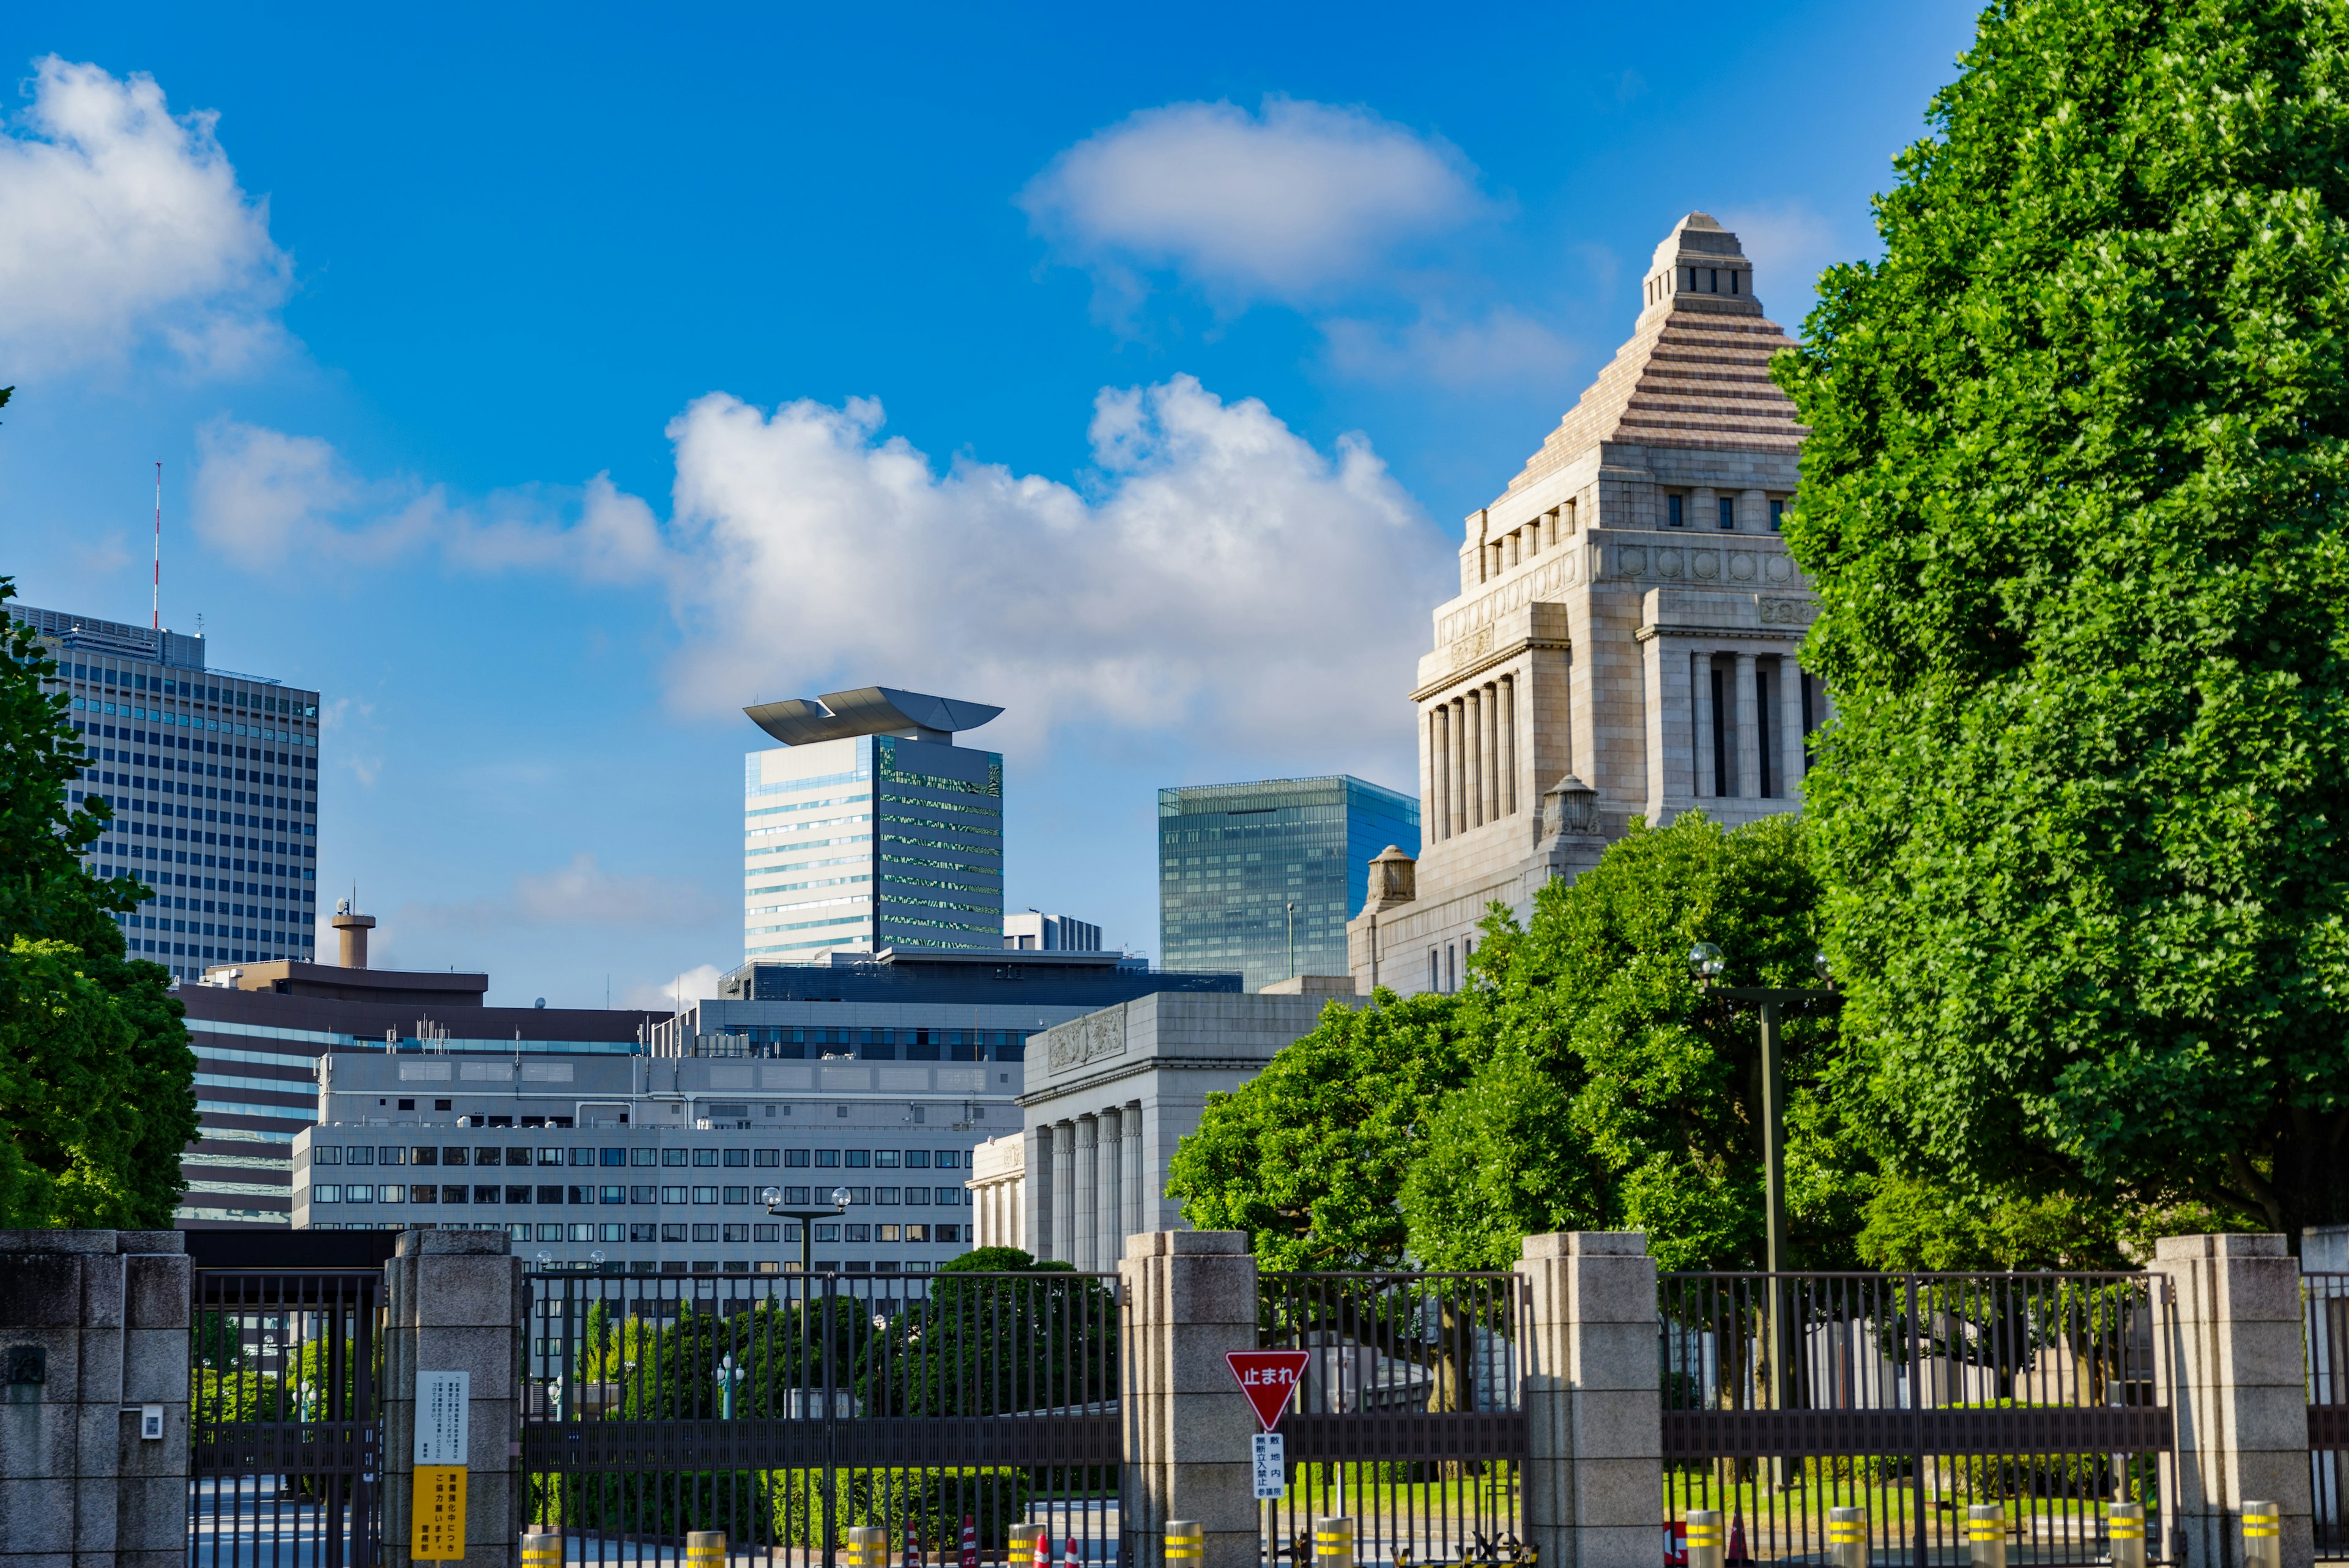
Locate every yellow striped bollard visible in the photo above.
<box><xmin>1009</xmin><ymin>1525</ymin><xmax>1045</xmax><ymax>1568</ymax></box>
<box><xmin>1313</xmin><ymin>1518</ymin><xmax>1354</xmax><ymax>1568</ymax></box>
<box><xmin>1684</xmin><ymin>1510</ymin><xmax>1724</xmax><ymax>1568</ymax></box>
<box><xmin>1166</xmin><ymin>1522</ymin><xmax>1203</xmax><ymax>1568</ymax></box>
<box><xmin>848</xmin><ymin>1526</ymin><xmax>890</xmax><ymax>1568</ymax></box>
<box><xmin>1967</xmin><ymin>1504</ymin><xmax>2005</xmax><ymax>1568</ymax></box>
<box><xmin>2244</xmin><ymin>1501</ymin><xmax>2282</xmax><ymax>1568</ymax></box>
<box><xmin>687</xmin><ymin>1531</ymin><xmax>727</xmax><ymax>1568</ymax></box>
<box><xmin>1827</xmin><ymin>1507</ymin><xmax>1866</xmax><ymax>1568</ymax></box>
<box><xmin>521</xmin><ymin>1532</ymin><xmax>562</xmax><ymax>1568</ymax></box>
<box><xmin>2107</xmin><ymin>1502</ymin><xmax>2145</xmax><ymax>1568</ymax></box>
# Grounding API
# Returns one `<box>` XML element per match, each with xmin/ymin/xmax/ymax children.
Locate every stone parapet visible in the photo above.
<box><xmin>0</xmin><ymin>1229</ymin><xmax>190</xmax><ymax>1568</ymax></box>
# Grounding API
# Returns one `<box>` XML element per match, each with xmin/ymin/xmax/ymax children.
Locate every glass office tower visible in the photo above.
<box><xmin>1157</xmin><ymin>775</ymin><xmax>1420</xmax><ymax>992</ymax></box>
<box><xmin>745</xmin><ymin>726</ymin><xmax>1004</xmax><ymax>961</ymax></box>
<box><xmin>9</xmin><ymin>602</ymin><xmax>322</xmax><ymax>985</ymax></box>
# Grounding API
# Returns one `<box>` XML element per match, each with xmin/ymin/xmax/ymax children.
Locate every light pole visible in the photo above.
<box><xmin>717</xmin><ymin>1353</ymin><xmax>744</xmax><ymax>1419</ymax></box>
<box><xmin>1286</xmin><ymin>902</ymin><xmax>1296</xmax><ymax>981</ymax></box>
<box><xmin>1688</xmin><ymin>940</ymin><xmax>1838</xmax><ymax>1465</ymax></box>
<box><xmin>764</xmin><ymin>1184</ymin><xmax>852</xmax><ymax>1277</ymax></box>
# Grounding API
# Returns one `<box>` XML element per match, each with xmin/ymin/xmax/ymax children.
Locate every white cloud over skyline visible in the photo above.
<box><xmin>192</xmin><ymin>374</ymin><xmax>1449</xmax><ymax>767</ymax></box>
<box><xmin>1020</xmin><ymin>96</ymin><xmax>1490</xmax><ymax>311</ymax></box>
<box><xmin>0</xmin><ymin>56</ymin><xmax>291</xmax><ymax>376</ymax></box>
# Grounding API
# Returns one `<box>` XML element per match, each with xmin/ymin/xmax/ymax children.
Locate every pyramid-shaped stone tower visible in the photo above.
<box><xmin>1348</xmin><ymin>213</ymin><xmax>1824</xmax><ymax>997</ymax></box>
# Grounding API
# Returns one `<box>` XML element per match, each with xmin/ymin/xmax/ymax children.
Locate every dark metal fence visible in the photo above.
<box><xmin>2304</xmin><ymin>1273</ymin><xmax>2349</xmax><ymax>1559</ymax></box>
<box><xmin>522</xmin><ymin>1268</ymin><xmax>1123</xmax><ymax>1566</ymax></box>
<box><xmin>188</xmin><ymin>1266</ymin><xmax>384</xmax><ymax>1568</ymax></box>
<box><xmin>1660</xmin><ymin>1271</ymin><xmax>2173</xmax><ymax>1567</ymax></box>
<box><xmin>1255</xmin><ymin>1272</ymin><xmax>1527</xmax><ymax>1568</ymax></box>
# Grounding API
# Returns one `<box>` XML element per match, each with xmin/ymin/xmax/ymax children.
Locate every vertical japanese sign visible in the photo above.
<box><xmin>412</xmin><ymin>1370</ymin><xmax>470</xmax><ymax>1561</ymax></box>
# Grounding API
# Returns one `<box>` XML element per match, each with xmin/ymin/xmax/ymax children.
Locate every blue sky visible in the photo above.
<box><xmin>0</xmin><ymin>2</ymin><xmax>1979</xmax><ymax>1005</ymax></box>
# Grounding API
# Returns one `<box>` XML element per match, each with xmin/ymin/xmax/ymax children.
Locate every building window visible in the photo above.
<box><xmin>692</xmin><ymin>1224</ymin><xmax>719</xmax><ymax>1242</ymax></box>
<box><xmin>691</xmin><ymin>1186</ymin><xmax>718</xmax><ymax>1204</ymax></box>
<box><xmin>661</xmin><ymin>1149</ymin><xmax>688</xmax><ymax>1167</ymax></box>
<box><xmin>1719</xmin><ymin>497</ymin><xmax>1736</xmax><ymax>530</ymax></box>
<box><xmin>722</xmin><ymin>1224</ymin><xmax>750</xmax><ymax>1243</ymax></box>
<box><xmin>1770</xmin><ymin>499</ymin><xmax>1784</xmax><ymax>530</ymax></box>
<box><xmin>785</xmin><ymin>1150</ymin><xmax>811</xmax><ymax>1167</ymax></box>
<box><xmin>536</xmin><ymin>1224</ymin><xmax>562</xmax><ymax>1241</ymax></box>
<box><xmin>1667</xmin><ymin>494</ymin><xmax>1685</xmax><ymax>528</ymax></box>
<box><xmin>661</xmin><ymin>1224</ymin><xmax>688</xmax><ymax>1241</ymax></box>
<box><xmin>691</xmin><ymin>1149</ymin><xmax>718</xmax><ymax>1167</ymax></box>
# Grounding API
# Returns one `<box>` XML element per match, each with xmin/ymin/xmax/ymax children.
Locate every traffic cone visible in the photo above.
<box><xmin>905</xmin><ymin>1526</ymin><xmax>922</xmax><ymax>1568</ymax></box>
<box><xmin>960</xmin><ymin>1517</ymin><xmax>979</xmax><ymax>1568</ymax></box>
<box><xmin>1063</xmin><ymin>1536</ymin><xmax>1082</xmax><ymax>1568</ymax></box>
<box><xmin>1726</xmin><ymin>1513</ymin><xmax>1748</xmax><ymax>1565</ymax></box>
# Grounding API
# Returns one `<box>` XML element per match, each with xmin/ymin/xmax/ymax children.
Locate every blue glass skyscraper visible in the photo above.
<box><xmin>1157</xmin><ymin>775</ymin><xmax>1420</xmax><ymax>992</ymax></box>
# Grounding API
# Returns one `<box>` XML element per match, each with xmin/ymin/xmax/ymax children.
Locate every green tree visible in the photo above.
<box><xmin>1773</xmin><ymin>0</ymin><xmax>2349</xmax><ymax>1239</ymax></box>
<box><xmin>0</xmin><ymin>576</ymin><xmax>196</xmax><ymax>1225</ymax></box>
<box><xmin>1403</xmin><ymin>811</ymin><xmax>1866</xmax><ymax>1273</ymax></box>
<box><xmin>1166</xmin><ymin>990</ymin><xmax>1475</xmax><ymax>1269</ymax></box>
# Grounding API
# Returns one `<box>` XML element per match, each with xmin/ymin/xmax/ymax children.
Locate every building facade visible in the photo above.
<box><xmin>742</xmin><ymin>686</ymin><xmax>1006</xmax><ymax>963</ymax></box>
<box><xmin>10</xmin><ymin>601</ymin><xmax>322</xmax><ymax>984</ymax></box>
<box><xmin>290</xmin><ymin>949</ymin><xmax>1244</xmax><ymax>1273</ymax></box>
<box><xmin>1003</xmin><ymin>910</ymin><xmax>1103</xmax><ymax>953</ymax></box>
<box><xmin>1159</xmin><ymin>776</ymin><xmax>1419</xmax><ymax>992</ymax></box>
<box><xmin>1348</xmin><ymin>212</ymin><xmax>1824</xmax><ymax>997</ymax></box>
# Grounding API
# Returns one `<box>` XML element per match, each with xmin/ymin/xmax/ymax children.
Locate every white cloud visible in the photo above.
<box><xmin>660</xmin><ymin>374</ymin><xmax>1443</xmax><ymax>757</ymax></box>
<box><xmin>1319</xmin><ymin>307</ymin><xmax>1577</xmax><ymax>389</ymax></box>
<box><xmin>191</xmin><ymin>417</ymin><xmax>666</xmax><ymax>579</ymax></box>
<box><xmin>406</xmin><ymin>853</ymin><xmax>725</xmax><ymax>932</ymax></box>
<box><xmin>1020</xmin><ymin>97</ymin><xmax>1488</xmax><ymax>309</ymax></box>
<box><xmin>622</xmin><ymin>964</ymin><xmax>724</xmax><ymax>1014</ymax></box>
<box><xmin>0</xmin><ymin>56</ymin><xmax>289</xmax><ymax>374</ymax></box>
<box><xmin>196</xmin><ymin>375</ymin><xmax>1447</xmax><ymax>763</ymax></box>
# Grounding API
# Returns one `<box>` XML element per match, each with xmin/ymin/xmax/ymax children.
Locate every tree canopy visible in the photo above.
<box><xmin>0</xmin><ymin>576</ymin><xmax>196</xmax><ymax>1225</ymax></box>
<box><xmin>1775</xmin><ymin>0</ymin><xmax>2349</xmax><ymax>1240</ymax></box>
<box><xmin>1170</xmin><ymin>812</ymin><xmax>1872</xmax><ymax>1273</ymax></box>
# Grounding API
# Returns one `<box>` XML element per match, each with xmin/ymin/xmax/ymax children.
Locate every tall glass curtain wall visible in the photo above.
<box><xmin>873</xmin><ymin>736</ymin><xmax>1004</xmax><ymax>953</ymax></box>
<box><xmin>1158</xmin><ymin>776</ymin><xmax>1420</xmax><ymax>992</ymax></box>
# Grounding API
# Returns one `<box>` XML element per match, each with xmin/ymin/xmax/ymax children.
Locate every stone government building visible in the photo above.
<box><xmin>1348</xmin><ymin>212</ymin><xmax>1829</xmax><ymax>997</ymax></box>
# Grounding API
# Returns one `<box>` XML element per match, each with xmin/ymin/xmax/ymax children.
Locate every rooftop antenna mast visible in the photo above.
<box><xmin>152</xmin><ymin>461</ymin><xmax>162</xmax><ymax>630</ymax></box>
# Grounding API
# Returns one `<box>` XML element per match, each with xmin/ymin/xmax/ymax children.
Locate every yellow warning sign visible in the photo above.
<box><xmin>413</xmin><ymin>1464</ymin><xmax>469</xmax><ymax>1560</ymax></box>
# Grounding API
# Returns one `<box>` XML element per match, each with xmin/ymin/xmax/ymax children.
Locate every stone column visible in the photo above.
<box><xmin>2151</xmin><ymin>1233</ymin><xmax>2314</xmax><ymax>1568</ymax></box>
<box><xmin>1732</xmin><ymin>653</ymin><xmax>1761</xmax><ymax>798</ymax></box>
<box><xmin>1098</xmin><ymin>1109</ymin><xmax>1123</xmax><ymax>1268</ymax></box>
<box><xmin>1428</xmin><ymin>710</ymin><xmax>1448</xmax><ymax>842</ymax></box>
<box><xmin>384</xmin><ymin>1230</ymin><xmax>523</xmax><ymax>1568</ymax></box>
<box><xmin>1742</xmin><ymin>488</ymin><xmax>1767</xmax><ymax>532</ymax></box>
<box><xmin>1483</xmin><ymin>683</ymin><xmax>1502</xmax><ymax>823</ymax></box>
<box><xmin>1518</xmin><ymin>1232</ymin><xmax>1660</xmax><ymax>1568</ymax></box>
<box><xmin>1450</xmin><ymin>699</ymin><xmax>1468</xmax><ymax>836</ymax></box>
<box><xmin>1466</xmin><ymin>688</ymin><xmax>1484</xmax><ymax>828</ymax></box>
<box><xmin>1028</xmin><ymin>1124</ymin><xmax>1055</xmax><ymax>1264</ymax></box>
<box><xmin>1052</xmin><ymin>1122</ymin><xmax>1077</xmax><ymax>1265</ymax></box>
<box><xmin>1778</xmin><ymin>659</ymin><xmax>1806</xmax><ymax>797</ymax></box>
<box><xmin>1499</xmin><ymin>675</ymin><xmax>1517</xmax><ymax>817</ymax></box>
<box><xmin>1123</xmin><ymin>1101</ymin><xmax>1146</xmax><ymax>1246</ymax></box>
<box><xmin>1075</xmin><ymin>1117</ymin><xmax>1100</xmax><ymax>1273</ymax></box>
<box><xmin>1690</xmin><ymin>652</ymin><xmax>1715</xmax><ymax>797</ymax></box>
<box><xmin>1692</xmin><ymin>486</ymin><xmax>1718</xmax><ymax>530</ymax></box>
<box><xmin>1119</xmin><ymin>1232</ymin><xmax>1260</xmax><ymax>1568</ymax></box>
<box><xmin>0</xmin><ymin>1229</ymin><xmax>188</xmax><ymax>1568</ymax></box>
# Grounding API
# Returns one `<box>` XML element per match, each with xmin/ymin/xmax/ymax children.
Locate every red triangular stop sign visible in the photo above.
<box><xmin>1225</xmin><ymin>1350</ymin><xmax>1312</xmax><ymax>1432</ymax></box>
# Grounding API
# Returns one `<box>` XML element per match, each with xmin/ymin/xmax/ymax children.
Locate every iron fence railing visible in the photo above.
<box><xmin>1255</xmin><ymin>1271</ymin><xmax>1527</xmax><ymax>1568</ymax></box>
<box><xmin>188</xmin><ymin>1266</ymin><xmax>384</xmax><ymax>1568</ymax></box>
<box><xmin>2304</xmin><ymin>1272</ymin><xmax>2349</xmax><ymax>1560</ymax></box>
<box><xmin>1660</xmin><ymin>1271</ymin><xmax>2173</xmax><ymax>1567</ymax></box>
<box><xmin>522</xmin><ymin>1268</ymin><xmax>1123</xmax><ymax>1566</ymax></box>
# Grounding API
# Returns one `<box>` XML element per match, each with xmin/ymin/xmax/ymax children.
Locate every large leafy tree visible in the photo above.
<box><xmin>0</xmin><ymin>574</ymin><xmax>196</xmax><ymax>1225</ymax></box>
<box><xmin>1776</xmin><ymin>0</ymin><xmax>2349</xmax><ymax>1238</ymax></box>
<box><xmin>1403</xmin><ymin>812</ymin><xmax>1866</xmax><ymax>1273</ymax></box>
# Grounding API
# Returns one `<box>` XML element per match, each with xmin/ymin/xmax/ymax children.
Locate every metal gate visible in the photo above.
<box><xmin>188</xmin><ymin>1266</ymin><xmax>385</xmax><ymax>1568</ymax></box>
<box><xmin>2305</xmin><ymin>1272</ymin><xmax>2349</xmax><ymax>1560</ymax></box>
<box><xmin>1255</xmin><ymin>1272</ymin><xmax>1529</xmax><ymax>1568</ymax></box>
<box><xmin>522</xmin><ymin>1269</ymin><xmax>1123</xmax><ymax>1564</ymax></box>
<box><xmin>1660</xmin><ymin>1271</ymin><xmax>2175</xmax><ymax>1567</ymax></box>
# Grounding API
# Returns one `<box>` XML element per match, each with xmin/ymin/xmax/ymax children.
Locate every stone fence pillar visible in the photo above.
<box><xmin>1518</xmin><ymin>1232</ymin><xmax>1660</xmax><ymax>1568</ymax></box>
<box><xmin>0</xmin><ymin>1228</ymin><xmax>190</xmax><ymax>1568</ymax></box>
<box><xmin>384</xmin><ymin>1230</ymin><xmax>524</xmax><ymax>1568</ymax></box>
<box><xmin>1120</xmin><ymin>1231</ymin><xmax>1259</xmax><ymax>1568</ymax></box>
<box><xmin>2153</xmin><ymin>1234</ymin><xmax>2314</xmax><ymax>1568</ymax></box>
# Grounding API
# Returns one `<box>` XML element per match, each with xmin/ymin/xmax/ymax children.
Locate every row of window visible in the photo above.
<box><xmin>55</xmin><ymin>663</ymin><xmax>314</xmax><ymax>712</ymax></box>
<box><xmin>314</xmin><ymin>1145</ymin><xmax>966</xmax><ymax>1169</ymax></box>
<box><xmin>1663</xmin><ymin>494</ymin><xmax>1789</xmax><ymax>531</ymax></box>
<box><xmin>311</xmin><ymin>1183</ymin><xmax>966</xmax><ymax>1206</ymax></box>
<box><xmin>310</xmin><ymin>1211</ymin><xmax>963</xmax><ymax>1247</ymax></box>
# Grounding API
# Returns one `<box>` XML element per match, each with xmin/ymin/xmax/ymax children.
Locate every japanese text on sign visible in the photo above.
<box><xmin>412</xmin><ymin>1463</ymin><xmax>469</xmax><ymax>1560</ymax></box>
<box><xmin>414</xmin><ymin>1370</ymin><xmax>470</xmax><ymax>1465</ymax></box>
<box><xmin>1252</xmin><ymin>1432</ymin><xmax>1286</xmax><ymax>1500</ymax></box>
<box><xmin>1223</xmin><ymin>1350</ymin><xmax>1312</xmax><ymax>1432</ymax></box>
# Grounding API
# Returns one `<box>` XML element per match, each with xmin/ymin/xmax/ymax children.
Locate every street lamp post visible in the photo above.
<box><xmin>764</xmin><ymin>1184</ymin><xmax>853</xmax><ymax>1277</ymax></box>
<box><xmin>1688</xmin><ymin>941</ymin><xmax>1839</xmax><ymax>1480</ymax></box>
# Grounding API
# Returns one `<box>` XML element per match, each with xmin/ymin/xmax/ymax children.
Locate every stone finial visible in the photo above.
<box><xmin>1540</xmin><ymin>776</ymin><xmax>1603</xmax><ymax>838</ymax></box>
<box><xmin>1363</xmin><ymin>845</ymin><xmax>1416</xmax><ymax>912</ymax></box>
<box><xmin>1641</xmin><ymin>211</ymin><xmax>1763</xmax><ymax>319</ymax></box>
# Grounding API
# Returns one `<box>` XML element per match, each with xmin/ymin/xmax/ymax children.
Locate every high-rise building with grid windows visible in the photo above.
<box><xmin>9</xmin><ymin>602</ymin><xmax>322</xmax><ymax>986</ymax></box>
<box><xmin>1157</xmin><ymin>776</ymin><xmax>1419</xmax><ymax>992</ymax></box>
<box><xmin>740</xmin><ymin>687</ymin><xmax>1006</xmax><ymax>963</ymax></box>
